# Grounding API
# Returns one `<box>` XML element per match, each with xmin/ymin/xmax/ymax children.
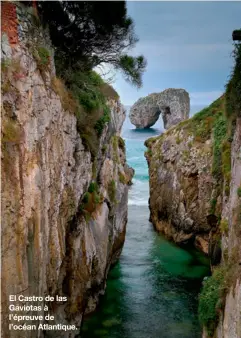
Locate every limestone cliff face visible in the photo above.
<box><xmin>1</xmin><ymin>9</ymin><xmax>133</xmax><ymax>338</ymax></box>
<box><xmin>146</xmin><ymin>96</ymin><xmax>241</xmax><ymax>337</ymax></box>
<box><xmin>202</xmin><ymin>118</ymin><xmax>241</xmax><ymax>338</ymax></box>
<box><xmin>145</xmin><ymin>114</ymin><xmax>214</xmax><ymax>254</ymax></box>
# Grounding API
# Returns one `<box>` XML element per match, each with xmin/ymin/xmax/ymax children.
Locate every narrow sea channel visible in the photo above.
<box><xmin>81</xmin><ymin>125</ymin><xmax>210</xmax><ymax>338</ymax></box>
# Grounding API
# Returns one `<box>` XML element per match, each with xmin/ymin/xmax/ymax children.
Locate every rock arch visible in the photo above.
<box><xmin>129</xmin><ymin>88</ymin><xmax>190</xmax><ymax>129</ymax></box>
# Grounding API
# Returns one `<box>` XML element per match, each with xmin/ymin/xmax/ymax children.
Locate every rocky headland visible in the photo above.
<box><xmin>145</xmin><ymin>91</ymin><xmax>241</xmax><ymax>336</ymax></box>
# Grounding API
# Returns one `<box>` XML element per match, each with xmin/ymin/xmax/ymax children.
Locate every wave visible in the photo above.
<box><xmin>128</xmin><ymin>199</ymin><xmax>148</xmax><ymax>206</ymax></box>
<box><xmin>134</xmin><ymin>174</ymin><xmax>149</xmax><ymax>181</ymax></box>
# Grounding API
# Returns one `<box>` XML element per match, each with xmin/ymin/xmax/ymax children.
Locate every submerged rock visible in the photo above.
<box><xmin>129</xmin><ymin>88</ymin><xmax>190</xmax><ymax>129</ymax></box>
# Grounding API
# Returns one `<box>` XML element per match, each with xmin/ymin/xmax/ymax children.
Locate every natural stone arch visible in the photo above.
<box><xmin>129</xmin><ymin>88</ymin><xmax>190</xmax><ymax>129</ymax></box>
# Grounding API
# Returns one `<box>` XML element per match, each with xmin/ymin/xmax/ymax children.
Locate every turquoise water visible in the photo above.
<box><xmin>81</xmin><ymin>119</ymin><xmax>210</xmax><ymax>338</ymax></box>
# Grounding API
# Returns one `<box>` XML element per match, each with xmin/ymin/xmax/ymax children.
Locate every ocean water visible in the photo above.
<box><xmin>81</xmin><ymin>110</ymin><xmax>210</xmax><ymax>338</ymax></box>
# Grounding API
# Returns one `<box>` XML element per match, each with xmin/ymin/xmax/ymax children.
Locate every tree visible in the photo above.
<box><xmin>37</xmin><ymin>1</ymin><xmax>146</xmax><ymax>87</ymax></box>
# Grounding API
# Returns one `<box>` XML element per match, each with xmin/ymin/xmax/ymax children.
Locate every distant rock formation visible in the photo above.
<box><xmin>129</xmin><ymin>88</ymin><xmax>190</xmax><ymax>129</ymax></box>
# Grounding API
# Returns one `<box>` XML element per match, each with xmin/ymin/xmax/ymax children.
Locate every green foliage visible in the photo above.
<box><xmin>220</xmin><ymin>218</ymin><xmax>229</xmax><ymax>235</ymax></box>
<box><xmin>37</xmin><ymin>47</ymin><xmax>50</xmax><ymax>66</ymax></box>
<box><xmin>111</xmin><ymin>136</ymin><xmax>120</xmax><ymax>163</ymax></box>
<box><xmin>1</xmin><ymin>58</ymin><xmax>22</xmax><ymax>95</ymax></box>
<box><xmin>188</xmin><ymin>141</ymin><xmax>193</xmax><ymax>149</ymax></box>
<box><xmin>198</xmin><ymin>266</ymin><xmax>226</xmax><ymax>336</ymax></box>
<box><xmin>80</xmin><ymin>182</ymin><xmax>102</xmax><ymax>220</ymax></box>
<box><xmin>117</xmin><ymin>137</ymin><xmax>125</xmax><ymax>151</ymax></box>
<box><xmin>112</xmin><ymin>136</ymin><xmax>118</xmax><ymax>152</ymax></box>
<box><xmin>82</xmin><ymin>192</ymin><xmax>90</xmax><ymax>204</ymax></box>
<box><xmin>80</xmin><ymin>132</ymin><xmax>99</xmax><ymax>158</ymax></box>
<box><xmin>175</xmin><ymin>135</ymin><xmax>181</xmax><ymax>144</ymax></box>
<box><xmin>237</xmin><ymin>187</ymin><xmax>241</xmax><ymax>197</ymax></box>
<box><xmin>33</xmin><ymin>46</ymin><xmax>51</xmax><ymax>75</ymax></box>
<box><xmin>221</xmin><ymin>140</ymin><xmax>232</xmax><ymax>195</ymax></box>
<box><xmin>117</xmin><ymin>54</ymin><xmax>147</xmax><ymax>88</ymax></box>
<box><xmin>182</xmin><ymin>149</ymin><xmax>190</xmax><ymax>160</ymax></box>
<box><xmin>119</xmin><ymin>172</ymin><xmax>126</xmax><ymax>184</ymax></box>
<box><xmin>210</xmin><ymin>198</ymin><xmax>217</xmax><ymax>214</ymax></box>
<box><xmin>51</xmin><ymin>77</ymin><xmax>78</xmax><ymax>114</ymax></box>
<box><xmin>225</xmin><ymin>42</ymin><xmax>241</xmax><ymax>119</ymax></box>
<box><xmin>144</xmin><ymin>148</ymin><xmax>152</xmax><ymax>157</ymax></box>
<box><xmin>108</xmin><ymin>180</ymin><xmax>117</xmax><ymax>203</ymax></box>
<box><xmin>102</xmin><ymin>145</ymin><xmax>107</xmax><ymax>153</ymax></box>
<box><xmin>38</xmin><ymin>1</ymin><xmax>146</xmax><ymax>87</ymax></box>
<box><xmin>57</xmin><ymin>70</ymin><xmax>112</xmax><ymax>157</ymax></box>
<box><xmin>94</xmin><ymin>106</ymin><xmax>110</xmax><ymax>137</ymax></box>
<box><xmin>2</xmin><ymin>119</ymin><xmax>22</xmax><ymax>144</ymax></box>
<box><xmin>88</xmin><ymin>182</ymin><xmax>98</xmax><ymax>193</ymax></box>
<box><xmin>212</xmin><ymin>114</ymin><xmax>228</xmax><ymax>180</ymax></box>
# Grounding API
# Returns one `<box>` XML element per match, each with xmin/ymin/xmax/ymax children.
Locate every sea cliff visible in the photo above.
<box><xmin>1</xmin><ymin>3</ymin><xmax>133</xmax><ymax>337</ymax></box>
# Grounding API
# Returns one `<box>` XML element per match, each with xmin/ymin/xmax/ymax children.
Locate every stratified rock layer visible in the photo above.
<box><xmin>129</xmin><ymin>89</ymin><xmax>190</xmax><ymax>129</ymax></box>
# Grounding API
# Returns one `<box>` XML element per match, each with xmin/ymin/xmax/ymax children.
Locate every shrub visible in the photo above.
<box><xmin>88</xmin><ymin>182</ymin><xmax>98</xmax><ymax>193</ymax></box>
<box><xmin>182</xmin><ymin>149</ymin><xmax>189</xmax><ymax>160</ymax></box>
<box><xmin>100</xmin><ymin>83</ymin><xmax>119</xmax><ymax>100</ymax></box>
<box><xmin>111</xmin><ymin>136</ymin><xmax>120</xmax><ymax>163</ymax></box>
<box><xmin>221</xmin><ymin>140</ymin><xmax>232</xmax><ymax>196</ymax></box>
<box><xmin>33</xmin><ymin>46</ymin><xmax>51</xmax><ymax>75</ymax></box>
<box><xmin>144</xmin><ymin>148</ymin><xmax>152</xmax><ymax>157</ymax></box>
<box><xmin>198</xmin><ymin>266</ymin><xmax>226</xmax><ymax>336</ymax></box>
<box><xmin>237</xmin><ymin>187</ymin><xmax>241</xmax><ymax>197</ymax></box>
<box><xmin>176</xmin><ymin>135</ymin><xmax>181</xmax><ymax>144</ymax></box>
<box><xmin>80</xmin><ymin>182</ymin><xmax>103</xmax><ymax>219</ymax></box>
<box><xmin>2</xmin><ymin>119</ymin><xmax>22</xmax><ymax>144</ymax></box>
<box><xmin>225</xmin><ymin>42</ymin><xmax>241</xmax><ymax>119</ymax></box>
<box><xmin>51</xmin><ymin>77</ymin><xmax>78</xmax><ymax>114</ymax></box>
<box><xmin>59</xmin><ymin>69</ymin><xmax>113</xmax><ymax>156</ymax></box>
<box><xmin>119</xmin><ymin>171</ymin><xmax>126</xmax><ymax>184</ymax></box>
<box><xmin>1</xmin><ymin>58</ymin><xmax>23</xmax><ymax>94</ymax></box>
<box><xmin>80</xmin><ymin>132</ymin><xmax>99</xmax><ymax>159</ymax></box>
<box><xmin>212</xmin><ymin>114</ymin><xmax>228</xmax><ymax>180</ymax></box>
<box><xmin>108</xmin><ymin>179</ymin><xmax>117</xmax><ymax>203</ymax></box>
<box><xmin>117</xmin><ymin>136</ymin><xmax>125</xmax><ymax>151</ymax></box>
<box><xmin>102</xmin><ymin>145</ymin><xmax>107</xmax><ymax>153</ymax></box>
<box><xmin>94</xmin><ymin>106</ymin><xmax>110</xmax><ymax>137</ymax></box>
<box><xmin>220</xmin><ymin>218</ymin><xmax>229</xmax><ymax>235</ymax></box>
<box><xmin>210</xmin><ymin>198</ymin><xmax>217</xmax><ymax>214</ymax></box>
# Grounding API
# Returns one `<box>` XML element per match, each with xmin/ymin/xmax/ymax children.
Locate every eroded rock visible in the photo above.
<box><xmin>129</xmin><ymin>88</ymin><xmax>190</xmax><ymax>129</ymax></box>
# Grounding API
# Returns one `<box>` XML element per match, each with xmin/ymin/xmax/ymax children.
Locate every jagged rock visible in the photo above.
<box><xmin>129</xmin><ymin>88</ymin><xmax>190</xmax><ymax>129</ymax></box>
